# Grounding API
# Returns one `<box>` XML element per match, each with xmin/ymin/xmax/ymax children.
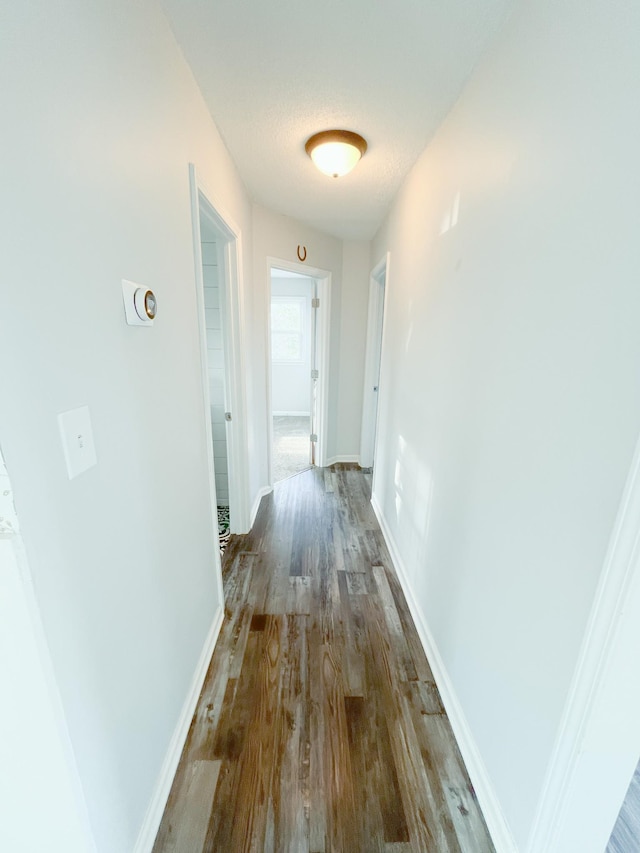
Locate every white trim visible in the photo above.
<box><xmin>314</xmin><ymin>274</ymin><xmax>331</xmax><ymax>469</ymax></box>
<box><xmin>189</xmin><ymin>164</ymin><xmax>250</xmax><ymax>536</ymax></box>
<box><xmin>527</xmin><ymin>431</ymin><xmax>640</xmax><ymax>852</ymax></box>
<box><xmin>265</xmin><ymin>258</ymin><xmax>332</xmax><ymax>483</ymax></box>
<box><xmin>325</xmin><ymin>455</ymin><xmax>361</xmax><ymax>467</ymax></box>
<box><xmin>250</xmin><ymin>486</ymin><xmax>273</xmax><ymax>529</ymax></box>
<box><xmin>360</xmin><ymin>253</ymin><xmax>389</xmax><ymax>470</ymax></box>
<box><xmin>133</xmin><ymin>606</ymin><xmax>224</xmax><ymax>853</ymax></box>
<box><xmin>188</xmin><ymin>169</ymin><xmax>224</xmax><ymax>607</ymax></box>
<box><xmin>273</xmin><ymin>411</ymin><xmax>311</xmax><ymax>418</ymax></box>
<box><xmin>2</xmin><ymin>532</ymin><xmax>98</xmax><ymax>852</ymax></box>
<box><xmin>370</xmin><ymin>494</ymin><xmax>517</xmax><ymax>853</ymax></box>
<box><xmin>371</xmin><ymin>255</ymin><xmax>391</xmax><ymax>498</ymax></box>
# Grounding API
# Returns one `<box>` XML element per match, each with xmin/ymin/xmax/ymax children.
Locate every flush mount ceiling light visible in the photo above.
<box><xmin>305</xmin><ymin>130</ymin><xmax>368</xmax><ymax>178</ymax></box>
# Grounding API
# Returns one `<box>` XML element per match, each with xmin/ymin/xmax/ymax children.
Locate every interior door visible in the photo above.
<box><xmin>310</xmin><ymin>281</ymin><xmax>318</xmax><ymax>466</ymax></box>
<box><xmin>360</xmin><ymin>264</ymin><xmax>386</xmax><ymax>471</ymax></box>
<box><xmin>370</xmin><ymin>277</ymin><xmax>384</xmax><ymax>473</ymax></box>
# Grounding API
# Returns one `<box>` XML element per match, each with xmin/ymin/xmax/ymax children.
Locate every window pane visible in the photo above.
<box><xmin>272</xmin><ymin>332</ymin><xmax>301</xmax><ymax>361</ymax></box>
<box><xmin>271</xmin><ymin>301</ymin><xmax>302</xmax><ymax>332</ymax></box>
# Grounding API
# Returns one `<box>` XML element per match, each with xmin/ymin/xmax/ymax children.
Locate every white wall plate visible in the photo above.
<box><xmin>122</xmin><ymin>279</ymin><xmax>157</xmax><ymax>326</ymax></box>
<box><xmin>57</xmin><ymin>406</ymin><xmax>97</xmax><ymax>480</ymax></box>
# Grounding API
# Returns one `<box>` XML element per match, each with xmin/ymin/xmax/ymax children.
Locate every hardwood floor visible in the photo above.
<box><xmin>152</xmin><ymin>465</ymin><xmax>495</xmax><ymax>853</ymax></box>
<box><xmin>607</xmin><ymin>759</ymin><xmax>640</xmax><ymax>853</ymax></box>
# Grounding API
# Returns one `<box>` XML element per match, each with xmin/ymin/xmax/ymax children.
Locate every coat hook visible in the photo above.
<box><xmin>297</xmin><ymin>245</ymin><xmax>307</xmax><ymax>262</ymax></box>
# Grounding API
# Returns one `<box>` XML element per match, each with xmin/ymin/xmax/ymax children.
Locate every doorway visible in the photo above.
<box><xmin>189</xmin><ymin>165</ymin><xmax>250</xmax><ymax>556</ymax></box>
<box><xmin>267</xmin><ymin>258</ymin><xmax>331</xmax><ymax>486</ymax></box>
<box><xmin>270</xmin><ymin>270</ymin><xmax>315</xmax><ymax>482</ymax></box>
<box><xmin>526</xmin><ymin>426</ymin><xmax>640</xmax><ymax>851</ymax></box>
<box><xmin>360</xmin><ymin>254</ymin><xmax>388</xmax><ymax>474</ymax></box>
<box><xmin>199</xmin><ymin>215</ymin><xmax>231</xmax><ymax>547</ymax></box>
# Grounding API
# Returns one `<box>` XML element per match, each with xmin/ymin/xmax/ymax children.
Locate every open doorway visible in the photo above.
<box><xmin>267</xmin><ymin>258</ymin><xmax>331</xmax><ymax>486</ymax></box>
<box><xmin>270</xmin><ymin>270</ymin><xmax>315</xmax><ymax>482</ymax></box>
<box><xmin>199</xmin><ymin>215</ymin><xmax>231</xmax><ymax>548</ymax></box>
<box><xmin>189</xmin><ymin>165</ymin><xmax>250</xmax><ymax>564</ymax></box>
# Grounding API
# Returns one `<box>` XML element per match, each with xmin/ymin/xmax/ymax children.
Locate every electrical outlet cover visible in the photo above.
<box><xmin>58</xmin><ymin>406</ymin><xmax>97</xmax><ymax>480</ymax></box>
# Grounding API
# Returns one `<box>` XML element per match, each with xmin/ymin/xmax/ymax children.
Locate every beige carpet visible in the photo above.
<box><xmin>272</xmin><ymin>415</ymin><xmax>311</xmax><ymax>482</ymax></box>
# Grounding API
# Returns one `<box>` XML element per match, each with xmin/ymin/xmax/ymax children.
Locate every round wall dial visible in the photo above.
<box><xmin>134</xmin><ymin>287</ymin><xmax>157</xmax><ymax>321</ymax></box>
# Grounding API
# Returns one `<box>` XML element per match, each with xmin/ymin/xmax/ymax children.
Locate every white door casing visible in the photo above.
<box><xmin>527</xmin><ymin>427</ymin><xmax>640</xmax><ymax>852</ymax></box>
<box><xmin>360</xmin><ymin>253</ymin><xmax>389</xmax><ymax>471</ymax></box>
<box><xmin>189</xmin><ymin>164</ymin><xmax>250</xmax><ymax>550</ymax></box>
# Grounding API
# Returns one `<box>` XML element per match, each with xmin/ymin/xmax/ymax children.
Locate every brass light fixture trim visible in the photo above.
<box><xmin>305</xmin><ymin>130</ymin><xmax>368</xmax><ymax>178</ymax></box>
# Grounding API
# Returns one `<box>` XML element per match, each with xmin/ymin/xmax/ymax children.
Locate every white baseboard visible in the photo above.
<box><xmin>370</xmin><ymin>494</ymin><xmax>517</xmax><ymax>853</ymax></box>
<box><xmin>133</xmin><ymin>606</ymin><xmax>224</xmax><ymax>853</ymax></box>
<box><xmin>273</xmin><ymin>411</ymin><xmax>310</xmax><ymax>417</ymax></box>
<box><xmin>325</xmin><ymin>455</ymin><xmax>360</xmax><ymax>467</ymax></box>
<box><xmin>250</xmin><ymin>486</ymin><xmax>272</xmax><ymax>529</ymax></box>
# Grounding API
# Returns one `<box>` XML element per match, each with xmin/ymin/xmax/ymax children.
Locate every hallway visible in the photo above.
<box><xmin>153</xmin><ymin>465</ymin><xmax>494</xmax><ymax>852</ymax></box>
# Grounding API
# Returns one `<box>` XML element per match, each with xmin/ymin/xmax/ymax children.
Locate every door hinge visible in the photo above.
<box><xmin>311</xmin><ymin>369</ymin><xmax>319</xmax><ymax>380</ymax></box>
<box><xmin>311</xmin><ymin>297</ymin><xmax>320</xmax><ymax>308</ymax></box>
<box><xmin>310</xmin><ymin>433</ymin><xmax>318</xmax><ymax>442</ymax></box>
<box><xmin>225</xmin><ymin>412</ymin><xmax>232</xmax><ymax>421</ymax></box>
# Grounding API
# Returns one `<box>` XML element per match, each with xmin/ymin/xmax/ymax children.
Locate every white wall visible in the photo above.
<box><xmin>252</xmin><ymin>205</ymin><xmax>370</xmax><ymax>471</ymax></box>
<box><xmin>271</xmin><ymin>276</ymin><xmax>312</xmax><ymax>416</ymax></box>
<box><xmin>201</xmin><ymin>235</ymin><xmax>229</xmax><ymax>506</ymax></box>
<box><xmin>0</xmin><ymin>1</ymin><xmax>253</xmax><ymax>850</ymax></box>
<box><xmin>371</xmin><ymin>0</ymin><xmax>640</xmax><ymax>848</ymax></box>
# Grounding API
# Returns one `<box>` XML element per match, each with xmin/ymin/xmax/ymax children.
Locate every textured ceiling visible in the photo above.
<box><xmin>161</xmin><ymin>0</ymin><xmax>513</xmax><ymax>240</ymax></box>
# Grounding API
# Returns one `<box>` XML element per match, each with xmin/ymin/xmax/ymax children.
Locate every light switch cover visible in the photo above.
<box><xmin>57</xmin><ymin>406</ymin><xmax>97</xmax><ymax>480</ymax></box>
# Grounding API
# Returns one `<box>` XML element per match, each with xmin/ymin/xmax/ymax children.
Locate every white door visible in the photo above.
<box><xmin>360</xmin><ymin>258</ymin><xmax>387</xmax><ymax>470</ymax></box>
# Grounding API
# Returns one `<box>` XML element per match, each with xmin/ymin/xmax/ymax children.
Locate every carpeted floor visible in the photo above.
<box><xmin>272</xmin><ymin>415</ymin><xmax>311</xmax><ymax>483</ymax></box>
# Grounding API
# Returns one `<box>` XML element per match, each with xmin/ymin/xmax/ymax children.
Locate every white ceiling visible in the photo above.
<box><xmin>161</xmin><ymin>0</ymin><xmax>513</xmax><ymax>240</ymax></box>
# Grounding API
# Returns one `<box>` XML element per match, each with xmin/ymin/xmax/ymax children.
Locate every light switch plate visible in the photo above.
<box><xmin>58</xmin><ymin>406</ymin><xmax>97</xmax><ymax>480</ymax></box>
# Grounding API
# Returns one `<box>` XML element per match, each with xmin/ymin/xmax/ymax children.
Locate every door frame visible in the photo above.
<box><xmin>266</xmin><ymin>257</ymin><xmax>331</xmax><ymax>486</ymax></box>
<box><xmin>0</xmin><ymin>446</ymin><xmax>97</xmax><ymax>852</ymax></box>
<box><xmin>528</xmin><ymin>427</ymin><xmax>640</xmax><ymax>851</ymax></box>
<box><xmin>360</xmin><ymin>253</ymin><xmax>389</xmax><ymax>472</ymax></box>
<box><xmin>189</xmin><ymin>164</ymin><xmax>250</xmax><ymax>547</ymax></box>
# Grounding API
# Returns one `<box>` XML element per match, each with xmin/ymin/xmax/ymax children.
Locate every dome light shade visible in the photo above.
<box><xmin>305</xmin><ymin>130</ymin><xmax>367</xmax><ymax>178</ymax></box>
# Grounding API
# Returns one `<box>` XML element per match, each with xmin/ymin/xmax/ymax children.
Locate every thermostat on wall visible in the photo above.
<box><xmin>122</xmin><ymin>279</ymin><xmax>157</xmax><ymax>326</ymax></box>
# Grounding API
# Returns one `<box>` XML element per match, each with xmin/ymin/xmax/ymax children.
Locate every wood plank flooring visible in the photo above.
<box><xmin>607</xmin><ymin>759</ymin><xmax>640</xmax><ymax>853</ymax></box>
<box><xmin>153</xmin><ymin>465</ymin><xmax>494</xmax><ymax>853</ymax></box>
